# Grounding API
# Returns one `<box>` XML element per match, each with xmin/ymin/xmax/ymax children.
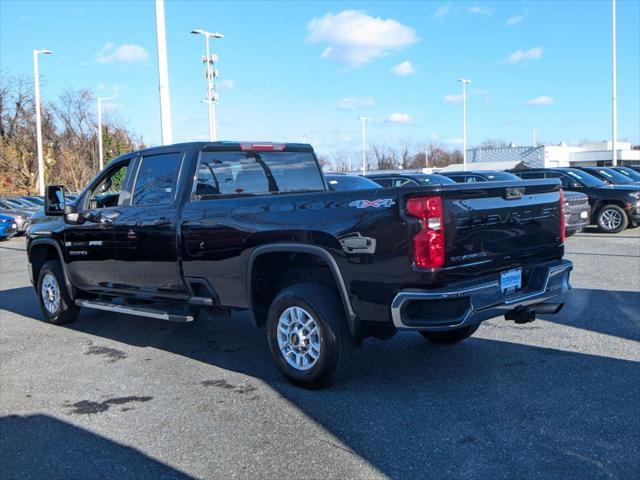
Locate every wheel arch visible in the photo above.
<box><xmin>246</xmin><ymin>243</ymin><xmax>356</xmax><ymax>332</ymax></box>
<box><xmin>28</xmin><ymin>239</ymin><xmax>75</xmax><ymax>299</ymax></box>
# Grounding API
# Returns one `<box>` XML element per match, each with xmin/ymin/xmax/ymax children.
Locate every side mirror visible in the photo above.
<box><xmin>44</xmin><ymin>185</ymin><xmax>65</xmax><ymax>216</ymax></box>
<box><xmin>100</xmin><ymin>178</ymin><xmax>112</xmax><ymax>192</ymax></box>
<box><xmin>570</xmin><ymin>182</ymin><xmax>582</xmax><ymax>188</ymax></box>
<box><xmin>63</xmin><ymin>204</ymin><xmax>85</xmax><ymax>225</ymax></box>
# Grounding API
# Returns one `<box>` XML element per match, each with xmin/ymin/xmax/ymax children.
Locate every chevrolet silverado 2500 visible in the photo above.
<box><xmin>28</xmin><ymin>142</ymin><xmax>572</xmax><ymax>388</ymax></box>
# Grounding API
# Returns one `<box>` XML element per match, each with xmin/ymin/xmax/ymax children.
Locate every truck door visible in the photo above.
<box><xmin>112</xmin><ymin>150</ymin><xmax>187</xmax><ymax>294</ymax></box>
<box><xmin>65</xmin><ymin>158</ymin><xmax>133</xmax><ymax>289</ymax></box>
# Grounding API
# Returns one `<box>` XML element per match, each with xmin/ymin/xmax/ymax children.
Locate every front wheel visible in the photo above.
<box><xmin>419</xmin><ymin>324</ymin><xmax>479</xmax><ymax>344</ymax></box>
<box><xmin>37</xmin><ymin>260</ymin><xmax>79</xmax><ymax>324</ymax></box>
<box><xmin>597</xmin><ymin>205</ymin><xmax>628</xmax><ymax>233</ymax></box>
<box><xmin>266</xmin><ymin>283</ymin><xmax>354</xmax><ymax>389</ymax></box>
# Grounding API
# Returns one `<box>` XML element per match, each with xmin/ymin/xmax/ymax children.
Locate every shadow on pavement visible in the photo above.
<box><xmin>0</xmin><ymin>414</ymin><xmax>195</xmax><ymax>480</ymax></box>
<box><xmin>539</xmin><ymin>287</ymin><xmax>640</xmax><ymax>341</ymax></box>
<box><xmin>1</xmin><ymin>284</ymin><xmax>639</xmax><ymax>479</ymax></box>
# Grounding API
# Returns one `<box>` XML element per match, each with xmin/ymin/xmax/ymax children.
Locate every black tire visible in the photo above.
<box><xmin>419</xmin><ymin>324</ymin><xmax>479</xmax><ymax>344</ymax></box>
<box><xmin>37</xmin><ymin>260</ymin><xmax>79</xmax><ymax>324</ymax></box>
<box><xmin>596</xmin><ymin>204</ymin><xmax>628</xmax><ymax>233</ymax></box>
<box><xmin>266</xmin><ymin>283</ymin><xmax>354</xmax><ymax>389</ymax></box>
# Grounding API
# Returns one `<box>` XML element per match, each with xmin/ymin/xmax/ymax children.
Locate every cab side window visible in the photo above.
<box><xmin>447</xmin><ymin>175</ymin><xmax>466</xmax><ymax>183</ymax></box>
<box><xmin>87</xmin><ymin>161</ymin><xmax>130</xmax><ymax>210</ymax></box>
<box><xmin>371</xmin><ymin>178</ymin><xmax>393</xmax><ymax>188</ymax></box>
<box><xmin>132</xmin><ymin>153</ymin><xmax>182</xmax><ymax>205</ymax></box>
<box><xmin>517</xmin><ymin>171</ymin><xmax>544</xmax><ymax>179</ymax></box>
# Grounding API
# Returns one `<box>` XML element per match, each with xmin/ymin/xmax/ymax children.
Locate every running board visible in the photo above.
<box><xmin>75</xmin><ymin>299</ymin><xmax>194</xmax><ymax>322</ymax></box>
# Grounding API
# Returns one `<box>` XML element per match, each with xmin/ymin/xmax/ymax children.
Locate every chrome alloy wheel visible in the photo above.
<box><xmin>41</xmin><ymin>272</ymin><xmax>61</xmax><ymax>314</ymax></box>
<box><xmin>601</xmin><ymin>208</ymin><xmax>623</xmax><ymax>231</ymax></box>
<box><xmin>277</xmin><ymin>306</ymin><xmax>321</xmax><ymax>371</ymax></box>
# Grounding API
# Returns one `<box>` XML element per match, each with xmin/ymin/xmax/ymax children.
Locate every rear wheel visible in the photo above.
<box><xmin>597</xmin><ymin>205</ymin><xmax>628</xmax><ymax>233</ymax></box>
<box><xmin>419</xmin><ymin>324</ymin><xmax>479</xmax><ymax>344</ymax></box>
<box><xmin>37</xmin><ymin>260</ymin><xmax>79</xmax><ymax>324</ymax></box>
<box><xmin>266</xmin><ymin>283</ymin><xmax>354</xmax><ymax>389</ymax></box>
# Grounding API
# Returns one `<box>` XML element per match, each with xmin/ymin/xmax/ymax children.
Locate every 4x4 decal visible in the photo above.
<box><xmin>349</xmin><ymin>199</ymin><xmax>395</xmax><ymax>209</ymax></box>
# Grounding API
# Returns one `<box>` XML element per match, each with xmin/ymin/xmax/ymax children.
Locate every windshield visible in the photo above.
<box><xmin>563</xmin><ymin>169</ymin><xmax>607</xmax><ymax>187</ymax></box>
<box><xmin>480</xmin><ymin>171</ymin><xmax>521</xmax><ymax>181</ymax></box>
<box><xmin>615</xmin><ymin>167</ymin><xmax>640</xmax><ymax>181</ymax></box>
<box><xmin>326</xmin><ymin>175</ymin><xmax>380</xmax><ymax>191</ymax></box>
<box><xmin>416</xmin><ymin>174</ymin><xmax>456</xmax><ymax>185</ymax></box>
<box><xmin>24</xmin><ymin>197</ymin><xmax>45</xmax><ymax>206</ymax></box>
<box><xmin>2</xmin><ymin>199</ymin><xmax>27</xmax><ymax>208</ymax></box>
<box><xmin>588</xmin><ymin>168</ymin><xmax>635</xmax><ymax>184</ymax></box>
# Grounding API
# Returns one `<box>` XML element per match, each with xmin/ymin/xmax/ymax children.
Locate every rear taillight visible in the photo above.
<box><xmin>406</xmin><ymin>196</ymin><xmax>445</xmax><ymax>269</ymax></box>
<box><xmin>559</xmin><ymin>189</ymin><xmax>566</xmax><ymax>243</ymax></box>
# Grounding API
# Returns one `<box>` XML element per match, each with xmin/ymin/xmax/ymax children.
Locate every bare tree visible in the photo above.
<box><xmin>0</xmin><ymin>71</ymin><xmax>144</xmax><ymax>195</ymax></box>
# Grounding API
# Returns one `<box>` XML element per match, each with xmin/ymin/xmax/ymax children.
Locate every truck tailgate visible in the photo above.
<box><xmin>440</xmin><ymin>180</ymin><xmax>563</xmax><ymax>272</ymax></box>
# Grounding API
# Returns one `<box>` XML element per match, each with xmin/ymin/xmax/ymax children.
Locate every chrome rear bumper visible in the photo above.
<box><xmin>391</xmin><ymin>259</ymin><xmax>572</xmax><ymax>331</ymax></box>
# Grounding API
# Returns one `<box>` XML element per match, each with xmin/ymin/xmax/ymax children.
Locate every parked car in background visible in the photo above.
<box><xmin>611</xmin><ymin>166</ymin><xmax>640</xmax><ymax>183</ymax></box>
<box><xmin>0</xmin><ymin>210</ymin><xmax>31</xmax><ymax>234</ymax></box>
<box><xmin>21</xmin><ymin>196</ymin><xmax>45</xmax><ymax>206</ymax></box>
<box><xmin>627</xmin><ymin>165</ymin><xmax>640</xmax><ymax>174</ymax></box>
<box><xmin>563</xmin><ymin>191</ymin><xmax>591</xmax><ymax>237</ymax></box>
<box><xmin>0</xmin><ymin>213</ymin><xmax>18</xmax><ymax>240</ymax></box>
<box><xmin>0</xmin><ymin>198</ymin><xmax>38</xmax><ymax>212</ymax></box>
<box><xmin>578</xmin><ymin>166</ymin><xmax>640</xmax><ymax>185</ymax></box>
<box><xmin>512</xmin><ymin>168</ymin><xmax>640</xmax><ymax>233</ymax></box>
<box><xmin>0</xmin><ymin>199</ymin><xmax>35</xmax><ymax>234</ymax></box>
<box><xmin>365</xmin><ymin>172</ymin><xmax>455</xmax><ymax>187</ymax></box>
<box><xmin>439</xmin><ymin>171</ymin><xmax>522</xmax><ymax>183</ymax></box>
<box><xmin>325</xmin><ymin>174</ymin><xmax>382</xmax><ymax>191</ymax></box>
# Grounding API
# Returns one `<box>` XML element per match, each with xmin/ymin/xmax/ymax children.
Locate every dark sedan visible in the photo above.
<box><xmin>365</xmin><ymin>172</ymin><xmax>455</xmax><ymax>187</ymax></box>
<box><xmin>439</xmin><ymin>170</ymin><xmax>522</xmax><ymax>183</ymax></box>
<box><xmin>325</xmin><ymin>174</ymin><xmax>382</xmax><ymax>191</ymax></box>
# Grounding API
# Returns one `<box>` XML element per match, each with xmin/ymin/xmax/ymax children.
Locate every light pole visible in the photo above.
<box><xmin>458</xmin><ymin>79</ymin><xmax>471</xmax><ymax>172</ymax></box>
<box><xmin>458</xmin><ymin>78</ymin><xmax>471</xmax><ymax>172</ymax></box>
<box><xmin>358</xmin><ymin>116</ymin><xmax>369</xmax><ymax>174</ymax></box>
<box><xmin>612</xmin><ymin>0</ymin><xmax>617</xmax><ymax>166</ymax></box>
<box><xmin>97</xmin><ymin>97</ymin><xmax>111</xmax><ymax>172</ymax></box>
<box><xmin>155</xmin><ymin>0</ymin><xmax>173</xmax><ymax>145</ymax></box>
<box><xmin>33</xmin><ymin>49</ymin><xmax>53</xmax><ymax>196</ymax></box>
<box><xmin>191</xmin><ymin>29</ymin><xmax>223</xmax><ymax>141</ymax></box>
<box><xmin>532</xmin><ymin>128</ymin><xmax>538</xmax><ymax>147</ymax></box>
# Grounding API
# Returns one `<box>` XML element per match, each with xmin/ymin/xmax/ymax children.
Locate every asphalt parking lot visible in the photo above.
<box><xmin>1</xmin><ymin>228</ymin><xmax>639</xmax><ymax>480</ymax></box>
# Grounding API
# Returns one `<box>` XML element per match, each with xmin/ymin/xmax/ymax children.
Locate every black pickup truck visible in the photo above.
<box><xmin>28</xmin><ymin>142</ymin><xmax>572</xmax><ymax>388</ymax></box>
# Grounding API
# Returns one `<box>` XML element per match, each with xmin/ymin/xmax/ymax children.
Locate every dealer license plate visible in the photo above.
<box><xmin>500</xmin><ymin>269</ymin><xmax>522</xmax><ymax>294</ymax></box>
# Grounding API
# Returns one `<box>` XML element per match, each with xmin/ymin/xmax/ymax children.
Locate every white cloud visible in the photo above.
<box><xmin>500</xmin><ymin>46</ymin><xmax>543</xmax><ymax>64</ymax></box>
<box><xmin>443</xmin><ymin>93</ymin><xmax>464</xmax><ymax>103</ymax></box>
<box><xmin>306</xmin><ymin>10</ymin><xmax>418</xmax><ymax>67</ymax></box>
<box><xmin>218</xmin><ymin>79</ymin><xmax>234</xmax><ymax>90</ymax></box>
<box><xmin>337</xmin><ymin>96</ymin><xmax>375</xmax><ymax>110</ymax></box>
<box><xmin>506</xmin><ymin>15</ymin><xmax>524</xmax><ymax>26</ymax></box>
<box><xmin>391</xmin><ymin>60</ymin><xmax>415</xmax><ymax>76</ymax></box>
<box><xmin>527</xmin><ymin>95</ymin><xmax>554</xmax><ymax>106</ymax></box>
<box><xmin>468</xmin><ymin>6</ymin><xmax>493</xmax><ymax>15</ymax></box>
<box><xmin>94</xmin><ymin>43</ymin><xmax>149</xmax><ymax>64</ymax></box>
<box><xmin>433</xmin><ymin>3</ymin><xmax>453</xmax><ymax>20</ymax></box>
<box><xmin>387</xmin><ymin>113</ymin><xmax>412</xmax><ymax>123</ymax></box>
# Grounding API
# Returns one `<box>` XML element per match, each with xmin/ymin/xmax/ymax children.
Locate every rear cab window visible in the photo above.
<box><xmin>194</xmin><ymin>149</ymin><xmax>325</xmax><ymax>198</ymax></box>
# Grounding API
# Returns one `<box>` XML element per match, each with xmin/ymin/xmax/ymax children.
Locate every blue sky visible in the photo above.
<box><xmin>1</xmin><ymin>0</ymin><xmax>639</xmax><ymax>157</ymax></box>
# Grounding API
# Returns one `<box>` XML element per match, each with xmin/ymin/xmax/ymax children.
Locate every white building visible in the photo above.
<box><xmin>466</xmin><ymin>141</ymin><xmax>640</xmax><ymax>169</ymax></box>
